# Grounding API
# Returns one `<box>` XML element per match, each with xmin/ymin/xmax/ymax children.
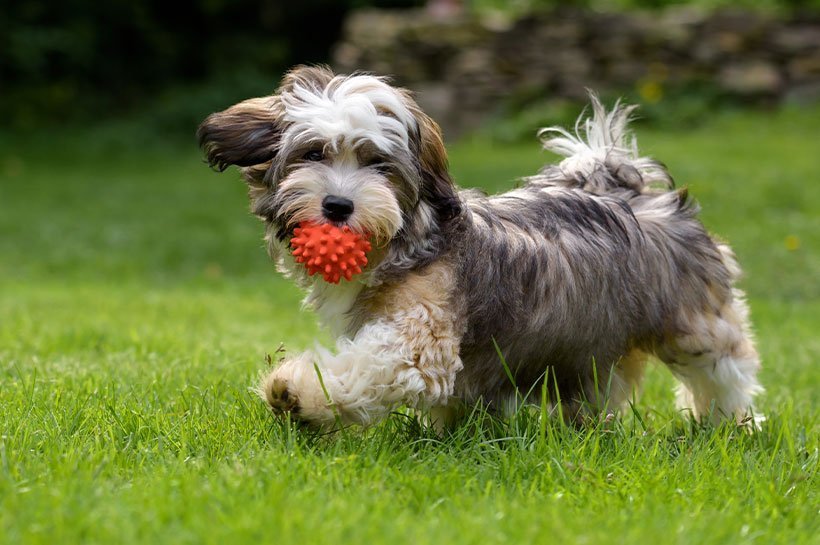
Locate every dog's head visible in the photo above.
<box><xmin>198</xmin><ymin>65</ymin><xmax>461</xmax><ymax>283</ymax></box>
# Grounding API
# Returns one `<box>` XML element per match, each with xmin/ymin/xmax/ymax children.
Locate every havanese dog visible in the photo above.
<box><xmin>198</xmin><ymin>65</ymin><xmax>763</xmax><ymax>429</ymax></box>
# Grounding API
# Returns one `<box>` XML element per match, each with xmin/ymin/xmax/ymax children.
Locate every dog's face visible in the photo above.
<box><xmin>198</xmin><ymin>66</ymin><xmax>460</xmax><ymax>281</ymax></box>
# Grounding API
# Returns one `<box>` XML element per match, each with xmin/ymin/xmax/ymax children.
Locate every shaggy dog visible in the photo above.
<box><xmin>198</xmin><ymin>65</ymin><xmax>763</xmax><ymax>428</ymax></box>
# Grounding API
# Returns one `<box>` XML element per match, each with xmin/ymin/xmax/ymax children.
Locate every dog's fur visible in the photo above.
<box><xmin>198</xmin><ymin>65</ymin><xmax>763</xmax><ymax>428</ymax></box>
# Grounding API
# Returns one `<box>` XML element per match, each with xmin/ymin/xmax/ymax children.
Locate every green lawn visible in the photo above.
<box><xmin>1</xmin><ymin>106</ymin><xmax>818</xmax><ymax>544</ymax></box>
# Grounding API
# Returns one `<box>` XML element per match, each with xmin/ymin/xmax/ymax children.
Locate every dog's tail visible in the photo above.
<box><xmin>536</xmin><ymin>93</ymin><xmax>672</xmax><ymax>194</ymax></box>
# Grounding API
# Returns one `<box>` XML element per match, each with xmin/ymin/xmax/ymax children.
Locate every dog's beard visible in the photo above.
<box><xmin>273</xmin><ymin>160</ymin><xmax>405</xmax><ymax>246</ymax></box>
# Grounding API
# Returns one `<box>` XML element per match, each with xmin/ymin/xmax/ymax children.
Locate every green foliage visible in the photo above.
<box><xmin>471</xmin><ymin>0</ymin><xmax>820</xmax><ymax>15</ymax></box>
<box><xmin>0</xmin><ymin>0</ymin><xmax>423</xmax><ymax>129</ymax></box>
<box><xmin>1</xmin><ymin>106</ymin><xmax>818</xmax><ymax>544</ymax></box>
<box><xmin>483</xmin><ymin>83</ymin><xmax>743</xmax><ymax>143</ymax></box>
<box><xmin>4</xmin><ymin>0</ymin><xmax>816</xmax><ymax>131</ymax></box>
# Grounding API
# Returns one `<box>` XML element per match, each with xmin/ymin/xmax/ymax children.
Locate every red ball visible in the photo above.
<box><xmin>290</xmin><ymin>221</ymin><xmax>372</xmax><ymax>284</ymax></box>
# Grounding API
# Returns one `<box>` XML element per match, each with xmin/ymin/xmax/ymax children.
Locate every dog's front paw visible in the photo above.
<box><xmin>259</xmin><ymin>354</ymin><xmax>337</xmax><ymax>427</ymax></box>
<box><xmin>264</xmin><ymin>376</ymin><xmax>300</xmax><ymax>415</ymax></box>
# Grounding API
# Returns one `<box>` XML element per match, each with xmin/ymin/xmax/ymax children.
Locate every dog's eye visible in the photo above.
<box><xmin>303</xmin><ymin>150</ymin><xmax>324</xmax><ymax>162</ymax></box>
<box><xmin>367</xmin><ymin>159</ymin><xmax>390</xmax><ymax>173</ymax></box>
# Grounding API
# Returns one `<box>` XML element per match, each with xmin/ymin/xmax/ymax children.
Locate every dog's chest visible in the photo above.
<box><xmin>307</xmin><ymin>280</ymin><xmax>365</xmax><ymax>337</ymax></box>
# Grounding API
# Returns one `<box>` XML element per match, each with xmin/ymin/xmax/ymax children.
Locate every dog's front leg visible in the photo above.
<box><xmin>260</xmin><ymin>308</ymin><xmax>463</xmax><ymax>427</ymax></box>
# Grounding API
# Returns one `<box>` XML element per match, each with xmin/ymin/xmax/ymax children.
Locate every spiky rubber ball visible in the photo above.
<box><xmin>290</xmin><ymin>221</ymin><xmax>372</xmax><ymax>284</ymax></box>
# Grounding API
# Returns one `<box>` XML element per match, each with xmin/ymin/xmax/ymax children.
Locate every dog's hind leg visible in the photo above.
<box><xmin>608</xmin><ymin>349</ymin><xmax>649</xmax><ymax>412</ymax></box>
<box><xmin>557</xmin><ymin>350</ymin><xmax>648</xmax><ymax>425</ymax></box>
<box><xmin>658</xmin><ymin>289</ymin><xmax>763</xmax><ymax>426</ymax></box>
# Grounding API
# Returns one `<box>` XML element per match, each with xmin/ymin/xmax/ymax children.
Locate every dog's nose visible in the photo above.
<box><xmin>322</xmin><ymin>195</ymin><xmax>355</xmax><ymax>222</ymax></box>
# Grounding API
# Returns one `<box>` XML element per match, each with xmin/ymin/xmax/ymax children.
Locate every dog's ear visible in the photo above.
<box><xmin>414</xmin><ymin>111</ymin><xmax>462</xmax><ymax>222</ymax></box>
<box><xmin>197</xmin><ymin>96</ymin><xmax>282</xmax><ymax>172</ymax></box>
<box><xmin>198</xmin><ymin>65</ymin><xmax>336</xmax><ymax>174</ymax></box>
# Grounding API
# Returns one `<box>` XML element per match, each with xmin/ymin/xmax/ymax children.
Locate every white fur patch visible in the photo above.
<box><xmin>672</xmin><ymin>353</ymin><xmax>764</xmax><ymax>424</ymax></box>
<box><xmin>666</xmin><ymin>295</ymin><xmax>763</xmax><ymax>424</ymax></box>
<box><xmin>313</xmin><ymin>321</ymin><xmax>428</xmax><ymax>423</ymax></box>
<box><xmin>307</xmin><ymin>277</ymin><xmax>365</xmax><ymax>337</ymax></box>
<box><xmin>281</xmin><ymin>74</ymin><xmax>417</xmax><ymax>155</ymax></box>
<box><xmin>265</xmin><ymin>321</ymin><xmax>428</xmax><ymax>426</ymax></box>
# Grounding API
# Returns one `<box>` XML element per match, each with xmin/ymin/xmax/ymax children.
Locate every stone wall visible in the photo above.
<box><xmin>332</xmin><ymin>7</ymin><xmax>820</xmax><ymax>137</ymax></box>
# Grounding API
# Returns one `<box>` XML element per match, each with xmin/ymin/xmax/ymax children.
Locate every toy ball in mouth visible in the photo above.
<box><xmin>290</xmin><ymin>221</ymin><xmax>372</xmax><ymax>284</ymax></box>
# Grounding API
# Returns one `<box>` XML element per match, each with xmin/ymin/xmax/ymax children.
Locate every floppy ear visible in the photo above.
<box><xmin>197</xmin><ymin>65</ymin><xmax>336</xmax><ymax>175</ymax></box>
<box><xmin>414</xmin><ymin>111</ymin><xmax>462</xmax><ymax>222</ymax></box>
<box><xmin>197</xmin><ymin>96</ymin><xmax>282</xmax><ymax>172</ymax></box>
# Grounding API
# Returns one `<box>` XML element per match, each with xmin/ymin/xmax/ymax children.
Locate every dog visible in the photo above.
<box><xmin>198</xmin><ymin>65</ymin><xmax>763</xmax><ymax>428</ymax></box>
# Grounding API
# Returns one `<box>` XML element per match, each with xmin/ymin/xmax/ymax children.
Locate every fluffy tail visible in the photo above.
<box><xmin>537</xmin><ymin>94</ymin><xmax>673</xmax><ymax>194</ymax></box>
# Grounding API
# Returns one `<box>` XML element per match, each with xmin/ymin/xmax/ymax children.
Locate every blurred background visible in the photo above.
<box><xmin>3</xmin><ymin>0</ymin><xmax>819</xmax><ymax>138</ymax></box>
<box><xmin>1</xmin><ymin>0</ymin><xmax>818</xmax><ymax>299</ymax></box>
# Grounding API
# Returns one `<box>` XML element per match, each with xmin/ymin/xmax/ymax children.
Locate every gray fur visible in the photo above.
<box><xmin>449</xmin><ymin>172</ymin><xmax>730</xmax><ymax>410</ymax></box>
<box><xmin>437</xmin><ymin>101</ymin><xmax>736</xmax><ymax>411</ymax></box>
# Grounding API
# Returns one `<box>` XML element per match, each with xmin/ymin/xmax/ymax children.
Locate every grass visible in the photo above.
<box><xmin>1</xmin><ymin>105</ymin><xmax>818</xmax><ymax>544</ymax></box>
